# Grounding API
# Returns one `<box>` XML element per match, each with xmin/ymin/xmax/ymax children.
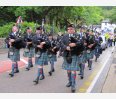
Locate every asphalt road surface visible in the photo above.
<box><xmin>0</xmin><ymin>47</ymin><xmax>115</xmax><ymax>93</ymax></box>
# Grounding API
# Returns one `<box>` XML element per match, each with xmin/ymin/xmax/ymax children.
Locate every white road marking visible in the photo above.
<box><xmin>20</xmin><ymin>58</ymin><xmax>28</xmax><ymax>64</ymax></box>
<box><xmin>6</xmin><ymin>58</ymin><xmax>28</xmax><ymax>73</ymax></box>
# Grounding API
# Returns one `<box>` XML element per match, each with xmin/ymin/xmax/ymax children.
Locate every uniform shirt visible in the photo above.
<box><xmin>61</xmin><ymin>33</ymin><xmax>83</xmax><ymax>56</ymax></box>
<box><xmin>33</xmin><ymin>33</ymin><xmax>50</xmax><ymax>52</ymax></box>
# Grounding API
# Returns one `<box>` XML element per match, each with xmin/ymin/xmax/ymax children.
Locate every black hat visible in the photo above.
<box><xmin>67</xmin><ymin>24</ymin><xmax>75</xmax><ymax>28</ymax></box>
<box><xmin>26</xmin><ymin>27</ymin><xmax>31</xmax><ymax>30</ymax></box>
<box><xmin>36</xmin><ymin>26</ymin><xmax>42</xmax><ymax>30</ymax></box>
<box><xmin>48</xmin><ymin>33</ymin><xmax>53</xmax><ymax>36</ymax></box>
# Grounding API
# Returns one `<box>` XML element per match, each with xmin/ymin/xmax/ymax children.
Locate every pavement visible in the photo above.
<box><xmin>0</xmin><ymin>48</ymin><xmax>8</xmax><ymax>54</ymax></box>
<box><xmin>0</xmin><ymin>46</ymin><xmax>115</xmax><ymax>93</ymax></box>
<box><xmin>101</xmin><ymin>47</ymin><xmax>116</xmax><ymax>93</ymax></box>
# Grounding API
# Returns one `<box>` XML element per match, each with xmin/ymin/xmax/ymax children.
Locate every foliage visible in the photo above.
<box><xmin>0</xmin><ymin>6</ymin><xmax>116</xmax><ymax>37</ymax></box>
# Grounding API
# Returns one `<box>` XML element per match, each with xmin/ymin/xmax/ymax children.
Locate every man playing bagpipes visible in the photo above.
<box><xmin>61</xmin><ymin>24</ymin><xmax>83</xmax><ymax>93</ymax></box>
<box><xmin>5</xmin><ymin>25</ymin><xmax>26</xmax><ymax>77</ymax></box>
<box><xmin>85</xmin><ymin>31</ymin><xmax>97</xmax><ymax>70</ymax></box>
<box><xmin>94</xmin><ymin>33</ymin><xmax>103</xmax><ymax>62</ymax></box>
<box><xmin>33</xmin><ymin>26</ymin><xmax>51</xmax><ymax>84</ymax></box>
<box><xmin>47</xmin><ymin>34</ymin><xmax>60</xmax><ymax>76</ymax></box>
<box><xmin>23</xmin><ymin>27</ymin><xmax>35</xmax><ymax>71</ymax></box>
<box><xmin>77</xmin><ymin>28</ymin><xmax>86</xmax><ymax>79</ymax></box>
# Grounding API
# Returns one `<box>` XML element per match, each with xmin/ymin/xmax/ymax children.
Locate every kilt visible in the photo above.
<box><xmin>8</xmin><ymin>47</ymin><xmax>20</xmax><ymax>62</ymax></box>
<box><xmin>62</xmin><ymin>55</ymin><xmax>79</xmax><ymax>71</ymax></box>
<box><xmin>23</xmin><ymin>48</ymin><xmax>35</xmax><ymax>58</ymax></box>
<box><xmin>77</xmin><ymin>54</ymin><xmax>84</xmax><ymax>64</ymax></box>
<box><xmin>83</xmin><ymin>51</ymin><xmax>87</xmax><ymax>62</ymax></box>
<box><xmin>91</xmin><ymin>49</ymin><xmax>95</xmax><ymax>56</ymax></box>
<box><xmin>48</xmin><ymin>54</ymin><xmax>57</xmax><ymax>62</ymax></box>
<box><xmin>95</xmin><ymin>46</ymin><xmax>100</xmax><ymax>58</ymax></box>
<box><xmin>86</xmin><ymin>50</ymin><xmax>94</xmax><ymax>60</ymax></box>
<box><xmin>35</xmin><ymin>52</ymin><xmax>48</xmax><ymax>66</ymax></box>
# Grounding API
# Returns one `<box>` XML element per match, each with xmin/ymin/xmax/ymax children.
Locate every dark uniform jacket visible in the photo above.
<box><xmin>32</xmin><ymin>33</ymin><xmax>50</xmax><ymax>53</ymax></box>
<box><xmin>61</xmin><ymin>33</ymin><xmax>84</xmax><ymax>57</ymax></box>
<box><xmin>23</xmin><ymin>33</ymin><xmax>34</xmax><ymax>49</ymax></box>
<box><xmin>86</xmin><ymin>35</ymin><xmax>97</xmax><ymax>51</ymax></box>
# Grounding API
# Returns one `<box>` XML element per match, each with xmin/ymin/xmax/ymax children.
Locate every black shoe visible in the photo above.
<box><xmin>48</xmin><ymin>71</ymin><xmax>52</xmax><ymax>76</ymax></box>
<box><xmin>33</xmin><ymin>78</ymin><xmax>39</xmax><ymax>85</ymax></box>
<box><xmin>71</xmin><ymin>86</ymin><xmax>76</xmax><ymax>93</ymax></box>
<box><xmin>95</xmin><ymin>58</ymin><xmax>97</xmax><ymax>62</ymax></box>
<box><xmin>9</xmin><ymin>73</ymin><xmax>14</xmax><ymax>77</ymax></box>
<box><xmin>30</xmin><ymin>64</ymin><xmax>33</xmax><ymax>67</ymax></box>
<box><xmin>14</xmin><ymin>70</ymin><xmax>19</xmax><ymax>73</ymax></box>
<box><xmin>89</xmin><ymin>68</ymin><xmax>91</xmax><ymax>70</ymax></box>
<box><xmin>66</xmin><ymin>82</ymin><xmax>72</xmax><ymax>87</ymax></box>
<box><xmin>40</xmin><ymin>75</ymin><xmax>45</xmax><ymax>80</ymax></box>
<box><xmin>52</xmin><ymin>69</ymin><xmax>55</xmax><ymax>72</ymax></box>
<box><xmin>80</xmin><ymin>76</ymin><xmax>84</xmax><ymax>79</ymax></box>
<box><xmin>78</xmin><ymin>73</ymin><xmax>81</xmax><ymax>75</ymax></box>
<box><xmin>26</xmin><ymin>67</ymin><xmax>30</xmax><ymax>71</ymax></box>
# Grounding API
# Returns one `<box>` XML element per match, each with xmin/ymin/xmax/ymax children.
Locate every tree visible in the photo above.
<box><xmin>110</xmin><ymin>7</ymin><xmax>116</xmax><ymax>23</ymax></box>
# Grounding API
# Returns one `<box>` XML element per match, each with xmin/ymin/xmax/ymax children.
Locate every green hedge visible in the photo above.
<box><xmin>0</xmin><ymin>22</ymin><xmax>64</xmax><ymax>37</ymax></box>
<box><xmin>0</xmin><ymin>22</ymin><xmax>14</xmax><ymax>37</ymax></box>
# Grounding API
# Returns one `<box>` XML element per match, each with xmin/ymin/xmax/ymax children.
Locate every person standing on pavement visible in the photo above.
<box><xmin>109</xmin><ymin>33</ymin><xmax>113</xmax><ymax>47</ymax></box>
<box><xmin>113</xmin><ymin>34</ymin><xmax>116</xmax><ymax>46</ymax></box>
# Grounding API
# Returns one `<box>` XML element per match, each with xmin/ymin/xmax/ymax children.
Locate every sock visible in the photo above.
<box><xmin>50</xmin><ymin>61</ymin><xmax>54</xmax><ymax>72</ymax></box>
<box><xmin>16</xmin><ymin>62</ymin><xmax>19</xmax><ymax>70</ymax></box>
<box><xmin>41</xmin><ymin>68</ymin><xmax>44</xmax><ymax>77</ymax></box>
<box><xmin>28</xmin><ymin>58</ymin><xmax>32</xmax><ymax>67</ymax></box>
<box><xmin>37</xmin><ymin>68</ymin><xmax>43</xmax><ymax>78</ymax></box>
<box><xmin>81</xmin><ymin>63</ymin><xmax>85</xmax><ymax>77</ymax></box>
<box><xmin>67</xmin><ymin>71</ymin><xmax>71</xmax><ymax>83</ymax></box>
<box><xmin>71</xmin><ymin>73</ymin><xmax>76</xmax><ymax>87</ymax></box>
<box><xmin>89</xmin><ymin>60</ymin><xmax>92</xmax><ymax>69</ymax></box>
<box><xmin>11</xmin><ymin>63</ymin><xmax>15</xmax><ymax>75</ymax></box>
<box><xmin>30</xmin><ymin>58</ymin><xmax>33</xmax><ymax>65</ymax></box>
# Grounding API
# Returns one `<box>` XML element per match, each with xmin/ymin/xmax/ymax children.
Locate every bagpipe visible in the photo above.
<box><xmin>65</xmin><ymin>34</ymin><xmax>85</xmax><ymax>63</ymax></box>
<box><xmin>66</xmin><ymin>34</ymin><xmax>78</xmax><ymax>64</ymax></box>
<box><xmin>86</xmin><ymin>35</ymin><xmax>97</xmax><ymax>51</ymax></box>
<box><xmin>69</xmin><ymin>34</ymin><xmax>84</xmax><ymax>55</ymax></box>
<box><xmin>5</xmin><ymin>33</ymin><xmax>26</xmax><ymax>49</ymax></box>
<box><xmin>34</xmin><ymin>36</ymin><xmax>51</xmax><ymax>53</ymax></box>
<box><xmin>48</xmin><ymin>39</ymin><xmax>59</xmax><ymax>55</ymax></box>
<box><xmin>25</xmin><ymin>37</ymin><xmax>34</xmax><ymax>49</ymax></box>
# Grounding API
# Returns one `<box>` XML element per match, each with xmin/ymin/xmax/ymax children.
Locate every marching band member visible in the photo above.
<box><xmin>33</xmin><ymin>26</ymin><xmax>50</xmax><ymax>84</ymax></box>
<box><xmin>61</xmin><ymin>24</ymin><xmax>83</xmax><ymax>92</ymax></box>
<box><xmin>5</xmin><ymin>26</ymin><xmax>25</xmax><ymax>77</ymax></box>
<box><xmin>23</xmin><ymin>27</ymin><xmax>34</xmax><ymax>71</ymax></box>
<box><xmin>47</xmin><ymin>34</ymin><xmax>59</xmax><ymax>76</ymax></box>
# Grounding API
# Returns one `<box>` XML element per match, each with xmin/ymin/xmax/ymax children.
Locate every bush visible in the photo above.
<box><xmin>0</xmin><ymin>22</ymin><xmax>39</xmax><ymax>37</ymax></box>
<box><xmin>0</xmin><ymin>22</ymin><xmax>14</xmax><ymax>37</ymax></box>
<box><xmin>20</xmin><ymin>21</ymin><xmax>37</xmax><ymax>34</ymax></box>
<box><xmin>0</xmin><ymin>22</ymin><xmax>60</xmax><ymax>37</ymax></box>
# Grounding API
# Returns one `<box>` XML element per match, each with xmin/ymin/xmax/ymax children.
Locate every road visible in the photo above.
<box><xmin>0</xmin><ymin>47</ymin><xmax>115</xmax><ymax>93</ymax></box>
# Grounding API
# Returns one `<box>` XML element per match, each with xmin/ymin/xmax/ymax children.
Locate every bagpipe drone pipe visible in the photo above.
<box><xmin>6</xmin><ymin>34</ymin><xmax>26</xmax><ymax>49</ymax></box>
<box><xmin>25</xmin><ymin>38</ymin><xmax>34</xmax><ymax>49</ymax></box>
<box><xmin>48</xmin><ymin>39</ymin><xmax>59</xmax><ymax>55</ymax></box>
<box><xmin>34</xmin><ymin>36</ymin><xmax>51</xmax><ymax>53</ymax></box>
